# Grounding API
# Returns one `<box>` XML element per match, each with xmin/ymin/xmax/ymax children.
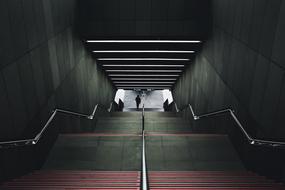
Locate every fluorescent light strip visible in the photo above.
<box><xmin>93</xmin><ymin>50</ymin><xmax>194</xmax><ymax>53</ymax></box>
<box><xmin>114</xmin><ymin>82</ymin><xmax>175</xmax><ymax>84</ymax></box>
<box><xmin>98</xmin><ymin>58</ymin><xmax>190</xmax><ymax>61</ymax></box>
<box><xmin>87</xmin><ymin>40</ymin><xmax>201</xmax><ymax>43</ymax></box>
<box><xmin>109</xmin><ymin>74</ymin><xmax>179</xmax><ymax>77</ymax></box>
<box><xmin>106</xmin><ymin>70</ymin><xmax>182</xmax><ymax>72</ymax></box>
<box><xmin>116</xmin><ymin>85</ymin><xmax>172</xmax><ymax>87</ymax></box>
<box><xmin>118</xmin><ymin>87</ymin><xmax>171</xmax><ymax>89</ymax></box>
<box><xmin>103</xmin><ymin>65</ymin><xmax>185</xmax><ymax>67</ymax></box>
<box><xmin>111</xmin><ymin>78</ymin><xmax>177</xmax><ymax>81</ymax></box>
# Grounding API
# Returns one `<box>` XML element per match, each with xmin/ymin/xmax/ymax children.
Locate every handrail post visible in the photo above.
<box><xmin>108</xmin><ymin>101</ymin><xmax>113</xmax><ymax>112</ymax></box>
<box><xmin>174</xmin><ymin>102</ymin><xmax>179</xmax><ymax>112</ymax></box>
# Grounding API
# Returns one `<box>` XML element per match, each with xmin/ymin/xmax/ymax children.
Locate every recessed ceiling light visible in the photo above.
<box><xmin>87</xmin><ymin>40</ymin><xmax>201</xmax><ymax>43</ymax></box>
<box><xmin>106</xmin><ymin>70</ymin><xmax>182</xmax><ymax>72</ymax></box>
<box><xmin>115</xmin><ymin>84</ymin><xmax>172</xmax><ymax>87</ymax></box>
<box><xmin>113</xmin><ymin>81</ymin><xmax>175</xmax><ymax>84</ymax></box>
<box><xmin>109</xmin><ymin>74</ymin><xmax>179</xmax><ymax>77</ymax></box>
<box><xmin>97</xmin><ymin>58</ymin><xmax>190</xmax><ymax>61</ymax></box>
<box><xmin>117</xmin><ymin>87</ymin><xmax>171</xmax><ymax>89</ymax></box>
<box><xmin>93</xmin><ymin>50</ymin><xmax>194</xmax><ymax>53</ymax></box>
<box><xmin>103</xmin><ymin>65</ymin><xmax>185</xmax><ymax>67</ymax></box>
<box><xmin>111</xmin><ymin>78</ymin><xmax>177</xmax><ymax>81</ymax></box>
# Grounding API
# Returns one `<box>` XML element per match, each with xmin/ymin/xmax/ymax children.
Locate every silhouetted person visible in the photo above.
<box><xmin>135</xmin><ymin>95</ymin><xmax>141</xmax><ymax>110</ymax></box>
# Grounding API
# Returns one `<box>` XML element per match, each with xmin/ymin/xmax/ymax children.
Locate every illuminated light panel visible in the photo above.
<box><xmin>103</xmin><ymin>65</ymin><xmax>185</xmax><ymax>67</ymax></box>
<box><xmin>111</xmin><ymin>78</ymin><xmax>177</xmax><ymax>81</ymax></box>
<box><xmin>106</xmin><ymin>70</ymin><xmax>182</xmax><ymax>72</ymax></box>
<box><xmin>87</xmin><ymin>40</ymin><xmax>201</xmax><ymax>43</ymax></box>
<box><xmin>117</xmin><ymin>87</ymin><xmax>171</xmax><ymax>89</ymax></box>
<box><xmin>113</xmin><ymin>82</ymin><xmax>175</xmax><ymax>84</ymax></box>
<box><xmin>116</xmin><ymin>85</ymin><xmax>172</xmax><ymax>87</ymax></box>
<box><xmin>93</xmin><ymin>50</ymin><xmax>194</xmax><ymax>53</ymax></box>
<box><xmin>98</xmin><ymin>58</ymin><xmax>190</xmax><ymax>61</ymax></box>
<box><xmin>109</xmin><ymin>74</ymin><xmax>179</xmax><ymax>77</ymax></box>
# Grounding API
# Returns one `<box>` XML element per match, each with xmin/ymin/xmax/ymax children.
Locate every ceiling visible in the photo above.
<box><xmin>78</xmin><ymin>0</ymin><xmax>210</xmax><ymax>90</ymax></box>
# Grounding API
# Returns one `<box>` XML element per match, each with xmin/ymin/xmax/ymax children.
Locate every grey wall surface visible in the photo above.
<box><xmin>173</xmin><ymin>0</ymin><xmax>285</xmax><ymax>180</ymax></box>
<box><xmin>0</xmin><ymin>0</ymin><xmax>115</xmax><ymax>181</ymax></box>
<box><xmin>174</xmin><ymin>0</ymin><xmax>285</xmax><ymax>141</ymax></box>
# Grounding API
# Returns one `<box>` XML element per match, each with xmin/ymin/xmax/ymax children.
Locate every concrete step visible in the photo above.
<box><xmin>111</xmin><ymin>112</ymin><xmax>142</xmax><ymax>117</ymax></box>
<box><xmin>145</xmin><ymin>119</ymin><xmax>188</xmax><ymax>124</ymax></box>
<box><xmin>144</xmin><ymin>112</ymin><xmax>178</xmax><ymax>118</ymax></box>
<box><xmin>124</xmin><ymin>108</ymin><xmax>164</xmax><ymax>112</ymax></box>
<box><xmin>146</xmin><ymin>134</ymin><xmax>245</xmax><ymax>171</ymax></box>
<box><xmin>145</xmin><ymin>119</ymin><xmax>191</xmax><ymax>133</ymax></box>
<box><xmin>98</xmin><ymin>117</ymin><xmax>141</xmax><ymax>121</ymax></box>
<box><xmin>95</xmin><ymin>120</ymin><xmax>142</xmax><ymax>134</ymax></box>
<box><xmin>97</xmin><ymin>119</ymin><xmax>141</xmax><ymax>124</ymax></box>
<box><xmin>42</xmin><ymin>135</ymin><xmax>142</xmax><ymax>171</ymax></box>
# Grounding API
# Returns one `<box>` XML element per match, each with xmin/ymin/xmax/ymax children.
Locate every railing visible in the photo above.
<box><xmin>141</xmin><ymin>104</ymin><xmax>148</xmax><ymax>190</ymax></box>
<box><xmin>0</xmin><ymin>102</ymin><xmax>113</xmax><ymax>149</ymax></box>
<box><xmin>175</xmin><ymin>103</ymin><xmax>285</xmax><ymax>148</ymax></box>
<box><xmin>108</xmin><ymin>101</ymin><xmax>114</xmax><ymax>112</ymax></box>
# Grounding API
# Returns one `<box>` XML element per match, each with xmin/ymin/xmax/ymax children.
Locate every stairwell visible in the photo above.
<box><xmin>1</xmin><ymin>111</ymin><xmax>284</xmax><ymax>189</ymax></box>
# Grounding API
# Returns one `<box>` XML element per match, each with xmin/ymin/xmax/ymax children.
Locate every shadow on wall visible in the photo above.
<box><xmin>0</xmin><ymin>0</ymin><xmax>115</xmax><ymax>182</ymax></box>
<box><xmin>173</xmin><ymin>0</ymin><xmax>285</xmax><ymax>182</ymax></box>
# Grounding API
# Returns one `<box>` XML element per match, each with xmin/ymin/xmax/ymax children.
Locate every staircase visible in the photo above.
<box><xmin>1</xmin><ymin>111</ymin><xmax>284</xmax><ymax>189</ymax></box>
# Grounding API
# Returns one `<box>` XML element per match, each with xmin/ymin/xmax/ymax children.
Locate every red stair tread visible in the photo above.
<box><xmin>3</xmin><ymin>187</ymin><xmax>140</xmax><ymax>190</ymax></box>
<box><xmin>151</xmin><ymin>188</ymin><xmax>285</xmax><ymax>190</ymax></box>
<box><xmin>148</xmin><ymin>175</ymin><xmax>260</xmax><ymax>178</ymax></box>
<box><xmin>1</xmin><ymin>171</ymin><xmax>141</xmax><ymax>190</ymax></box>
<box><xmin>25</xmin><ymin>174</ymin><xmax>140</xmax><ymax>178</ymax></box>
<box><xmin>149</xmin><ymin>183</ymin><xmax>283</xmax><ymax>187</ymax></box>
<box><xmin>148</xmin><ymin>171</ymin><xmax>285</xmax><ymax>190</ymax></box>
<box><xmin>32</xmin><ymin>171</ymin><xmax>140</xmax><ymax>174</ymax></box>
<box><xmin>149</xmin><ymin>179</ymin><xmax>272</xmax><ymax>183</ymax></box>
<box><xmin>2</xmin><ymin>170</ymin><xmax>285</xmax><ymax>190</ymax></box>
<box><xmin>15</xmin><ymin>179</ymin><xmax>140</xmax><ymax>182</ymax></box>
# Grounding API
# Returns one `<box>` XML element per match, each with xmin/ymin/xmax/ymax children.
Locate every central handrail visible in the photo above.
<box><xmin>141</xmin><ymin>104</ymin><xmax>148</xmax><ymax>190</ymax></box>
<box><xmin>0</xmin><ymin>103</ymin><xmax>112</xmax><ymax>149</ymax></box>
<box><xmin>175</xmin><ymin>102</ymin><xmax>285</xmax><ymax>148</ymax></box>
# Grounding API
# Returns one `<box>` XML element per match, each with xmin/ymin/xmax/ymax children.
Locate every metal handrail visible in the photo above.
<box><xmin>174</xmin><ymin>102</ymin><xmax>179</xmax><ymax>113</ymax></box>
<box><xmin>175</xmin><ymin>102</ymin><xmax>285</xmax><ymax>148</ymax></box>
<box><xmin>108</xmin><ymin>102</ymin><xmax>113</xmax><ymax>112</ymax></box>
<box><xmin>0</xmin><ymin>103</ymin><xmax>112</xmax><ymax>149</ymax></box>
<box><xmin>141</xmin><ymin>104</ymin><xmax>148</xmax><ymax>190</ymax></box>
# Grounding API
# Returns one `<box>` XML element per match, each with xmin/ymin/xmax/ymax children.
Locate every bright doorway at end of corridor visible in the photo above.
<box><xmin>114</xmin><ymin>89</ymin><xmax>173</xmax><ymax>112</ymax></box>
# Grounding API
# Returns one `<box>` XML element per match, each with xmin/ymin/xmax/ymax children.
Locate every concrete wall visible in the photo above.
<box><xmin>0</xmin><ymin>0</ymin><xmax>115</xmax><ymax>181</ymax></box>
<box><xmin>174</xmin><ymin>0</ymin><xmax>285</xmax><ymax>141</ymax></box>
<box><xmin>173</xmin><ymin>0</ymin><xmax>285</xmax><ymax>180</ymax></box>
<box><xmin>0</xmin><ymin>0</ymin><xmax>115</xmax><ymax>140</ymax></box>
